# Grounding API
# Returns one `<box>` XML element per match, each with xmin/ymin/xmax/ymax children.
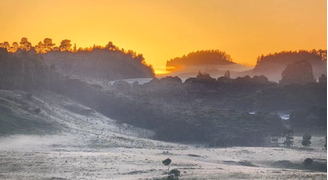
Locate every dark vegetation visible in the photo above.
<box><xmin>302</xmin><ymin>133</ymin><xmax>312</xmax><ymax>147</ymax></box>
<box><xmin>42</xmin><ymin>49</ymin><xmax>154</xmax><ymax>81</ymax></box>
<box><xmin>289</xmin><ymin>106</ymin><xmax>327</xmax><ymax>128</ymax></box>
<box><xmin>280</xmin><ymin>60</ymin><xmax>315</xmax><ymax>85</ymax></box>
<box><xmin>46</xmin><ymin>72</ymin><xmax>325</xmax><ymax>146</ymax></box>
<box><xmin>253</xmin><ymin>50</ymin><xmax>327</xmax><ymax>81</ymax></box>
<box><xmin>0</xmin><ymin>37</ymin><xmax>154</xmax><ymax>81</ymax></box>
<box><xmin>0</xmin><ymin>44</ymin><xmax>326</xmax><ymax>146</ymax></box>
<box><xmin>283</xmin><ymin>129</ymin><xmax>294</xmax><ymax>147</ymax></box>
<box><xmin>166</xmin><ymin>50</ymin><xmax>234</xmax><ymax>72</ymax></box>
<box><xmin>272</xmin><ymin>158</ymin><xmax>326</xmax><ymax>172</ymax></box>
<box><xmin>0</xmin><ymin>49</ymin><xmax>55</xmax><ymax>90</ymax></box>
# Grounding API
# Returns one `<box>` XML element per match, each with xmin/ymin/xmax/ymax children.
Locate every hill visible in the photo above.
<box><xmin>0</xmin><ymin>47</ymin><xmax>326</xmax><ymax>179</ymax></box>
<box><xmin>1</xmin><ymin>38</ymin><xmax>155</xmax><ymax>81</ymax></box>
<box><xmin>165</xmin><ymin>50</ymin><xmax>251</xmax><ymax>79</ymax></box>
<box><xmin>252</xmin><ymin>50</ymin><xmax>327</xmax><ymax>82</ymax></box>
<box><xmin>42</xmin><ymin>48</ymin><xmax>155</xmax><ymax>81</ymax></box>
<box><xmin>0</xmin><ymin>48</ymin><xmax>55</xmax><ymax>90</ymax></box>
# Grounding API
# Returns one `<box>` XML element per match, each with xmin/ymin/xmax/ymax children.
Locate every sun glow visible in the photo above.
<box><xmin>0</xmin><ymin>0</ymin><xmax>326</xmax><ymax>74</ymax></box>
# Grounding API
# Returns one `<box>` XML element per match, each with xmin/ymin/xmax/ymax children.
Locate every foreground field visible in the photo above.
<box><xmin>0</xmin><ymin>90</ymin><xmax>326</xmax><ymax>180</ymax></box>
<box><xmin>0</xmin><ymin>135</ymin><xmax>326</xmax><ymax>180</ymax></box>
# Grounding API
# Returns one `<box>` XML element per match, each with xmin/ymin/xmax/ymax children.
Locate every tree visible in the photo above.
<box><xmin>10</xmin><ymin>42</ymin><xmax>19</xmax><ymax>52</ymax></box>
<box><xmin>318</xmin><ymin>74</ymin><xmax>327</xmax><ymax>83</ymax></box>
<box><xmin>289</xmin><ymin>106</ymin><xmax>327</xmax><ymax>128</ymax></box>
<box><xmin>43</xmin><ymin>38</ymin><xmax>55</xmax><ymax>52</ymax></box>
<box><xmin>283</xmin><ymin>129</ymin><xmax>294</xmax><ymax>147</ymax></box>
<box><xmin>59</xmin><ymin>39</ymin><xmax>72</xmax><ymax>52</ymax></box>
<box><xmin>34</xmin><ymin>41</ymin><xmax>44</xmax><ymax>53</ymax></box>
<box><xmin>271</xmin><ymin>136</ymin><xmax>279</xmax><ymax>146</ymax></box>
<box><xmin>279</xmin><ymin>60</ymin><xmax>315</xmax><ymax>85</ymax></box>
<box><xmin>224</xmin><ymin>70</ymin><xmax>230</xmax><ymax>78</ymax></box>
<box><xmin>162</xmin><ymin>158</ymin><xmax>172</xmax><ymax>173</ymax></box>
<box><xmin>0</xmin><ymin>41</ymin><xmax>10</xmax><ymax>50</ymax></box>
<box><xmin>252</xmin><ymin>75</ymin><xmax>268</xmax><ymax>84</ymax></box>
<box><xmin>302</xmin><ymin>133</ymin><xmax>311</xmax><ymax>147</ymax></box>
<box><xmin>196</xmin><ymin>71</ymin><xmax>215</xmax><ymax>82</ymax></box>
<box><xmin>168</xmin><ymin>169</ymin><xmax>180</xmax><ymax>180</ymax></box>
<box><xmin>73</xmin><ymin>43</ymin><xmax>77</xmax><ymax>53</ymax></box>
<box><xmin>19</xmin><ymin>37</ymin><xmax>32</xmax><ymax>51</ymax></box>
<box><xmin>303</xmin><ymin>158</ymin><xmax>313</xmax><ymax>166</ymax></box>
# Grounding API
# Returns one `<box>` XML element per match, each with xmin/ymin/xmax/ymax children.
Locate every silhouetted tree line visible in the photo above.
<box><xmin>289</xmin><ymin>106</ymin><xmax>327</xmax><ymax>128</ymax></box>
<box><xmin>253</xmin><ymin>49</ymin><xmax>327</xmax><ymax>81</ymax></box>
<box><xmin>0</xmin><ymin>37</ymin><xmax>154</xmax><ymax>80</ymax></box>
<box><xmin>280</xmin><ymin>60</ymin><xmax>315</xmax><ymax>85</ymax></box>
<box><xmin>0</xmin><ymin>37</ymin><xmax>148</xmax><ymax>66</ymax></box>
<box><xmin>166</xmin><ymin>50</ymin><xmax>234</xmax><ymax>72</ymax></box>
<box><xmin>0</xmin><ymin>38</ymin><xmax>146</xmax><ymax>61</ymax></box>
<box><xmin>41</xmin><ymin>49</ymin><xmax>154</xmax><ymax>80</ymax></box>
<box><xmin>0</xmin><ymin>48</ymin><xmax>56</xmax><ymax>90</ymax></box>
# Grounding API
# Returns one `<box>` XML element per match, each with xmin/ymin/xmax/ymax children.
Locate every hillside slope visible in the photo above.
<box><xmin>42</xmin><ymin>49</ymin><xmax>154</xmax><ymax>81</ymax></box>
<box><xmin>0</xmin><ymin>90</ymin><xmax>159</xmax><ymax>148</ymax></box>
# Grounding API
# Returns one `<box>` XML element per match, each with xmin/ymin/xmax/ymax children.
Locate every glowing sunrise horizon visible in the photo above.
<box><xmin>0</xmin><ymin>0</ymin><xmax>326</xmax><ymax>74</ymax></box>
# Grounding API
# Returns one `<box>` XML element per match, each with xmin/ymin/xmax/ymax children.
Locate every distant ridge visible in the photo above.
<box><xmin>252</xmin><ymin>50</ymin><xmax>327</xmax><ymax>81</ymax></box>
<box><xmin>164</xmin><ymin>50</ymin><xmax>251</xmax><ymax>79</ymax></box>
<box><xmin>42</xmin><ymin>49</ymin><xmax>154</xmax><ymax>81</ymax></box>
<box><xmin>0</xmin><ymin>38</ymin><xmax>155</xmax><ymax>81</ymax></box>
<box><xmin>166</xmin><ymin>50</ymin><xmax>234</xmax><ymax>71</ymax></box>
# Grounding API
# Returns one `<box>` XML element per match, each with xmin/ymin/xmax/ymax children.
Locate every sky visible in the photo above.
<box><xmin>0</xmin><ymin>0</ymin><xmax>326</xmax><ymax>74</ymax></box>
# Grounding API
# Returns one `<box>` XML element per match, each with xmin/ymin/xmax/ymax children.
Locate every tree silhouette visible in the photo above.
<box><xmin>280</xmin><ymin>60</ymin><xmax>315</xmax><ymax>85</ymax></box>
<box><xmin>19</xmin><ymin>37</ymin><xmax>32</xmax><ymax>51</ymax></box>
<box><xmin>168</xmin><ymin>169</ymin><xmax>180</xmax><ymax>180</ymax></box>
<box><xmin>224</xmin><ymin>70</ymin><xmax>230</xmax><ymax>78</ymax></box>
<box><xmin>73</xmin><ymin>43</ymin><xmax>77</xmax><ymax>53</ymax></box>
<box><xmin>318</xmin><ymin>74</ymin><xmax>327</xmax><ymax>83</ymax></box>
<box><xmin>283</xmin><ymin>129</ymin><xmax>294</xmax><ymax>147</ymax></box>
<box><xmin>302</xmin><ymin>133</ymin><xmax>311</xmax><ymax>147</ymax></box>
<box><xmin>59</xmin><ymin>39</ymin><xmax>72</xmax><ymax>52</ymax></box>
<box><xmin>166</xmin><ymin>50</ymin><xmax>234</xmax><ymax>72</ymax></box>
<box><xmin>43</xmin><ymin>38</ymin><xmax>55</xmax><ymax>52</ymax></box>
<box><xmin>11</xmin><ymin>42</ymin><xmax>19</xmax><ymax>52</ymax></box>
<box><xmin>162</xmin><ymin>158</ymin><xmax>172</xmax><ymax>173</ymax></box>
<box><xmin>35</xmin><ymin>41</ymin><xmax>44</xmax><ymax>54</ymax></box>
<box><xmin>303</xmin><ymin>158</ymin><xmax>313</xmax><ymax>166</ymax></box>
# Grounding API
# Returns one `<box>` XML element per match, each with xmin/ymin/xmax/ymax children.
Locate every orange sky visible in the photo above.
<box><xmin>0</xmin><ymin>0</ymin><xmax>326</xmax><ymax>74</ymax></box>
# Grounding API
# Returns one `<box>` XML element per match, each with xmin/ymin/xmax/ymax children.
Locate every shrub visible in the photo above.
<box><xmin>302</xmin><ymin>133</ymin><xmax>312</xmax><ymax>147</ymax></box>
<box><xmin>303</xmin><ymin>158</ymin><xmax>313</xmax><ymax>166</ymax></box>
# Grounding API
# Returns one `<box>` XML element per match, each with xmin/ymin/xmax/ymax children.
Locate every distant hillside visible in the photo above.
<box><xmin>166</xmin><ymin>50</ymin><xmax>234</xmax><ymax>70</ymax></box>
<box><xmin>42</xmin><ymin>49</ymin><xmax>155</xmax><ymax>81</ymax></box>
<box><xmin>0</xmin><ymin>48</ymin><xmax>55</xmax><ymax>90</ymax></box>
<box><xmin>165</xmin><ymin>50</ymin><xmax>251</xmax><ymax>79</ymax></box>
<box><xmin>1</xmin><ymin>38</ymin><xmax>155</xmax><ymax>81</ymax></box>
<box><xmin>253</xmin><ymin>50</ymin><xmax>327</xmax><ymax>81</ymax></box>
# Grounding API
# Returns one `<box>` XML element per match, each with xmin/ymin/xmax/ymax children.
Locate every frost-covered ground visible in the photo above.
<box><xmin>0</xmin><ymin>91</ymin><xmax>326</xmax><ymax>180</ymax></box>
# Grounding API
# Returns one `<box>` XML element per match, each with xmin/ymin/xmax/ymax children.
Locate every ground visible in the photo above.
<box><xmin>0</xmin><ymin>90</ymin><xmax>326</xmax><ymax>180</ymax></box>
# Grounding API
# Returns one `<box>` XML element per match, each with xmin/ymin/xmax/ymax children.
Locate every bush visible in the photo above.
<box><xmin>303</xmin><ymin>158</ymin><xmax>313</xmax><ymax>166</ymax></box>
<box><xmin>168</xmin><ymin>169</ymin><xmax>180</xmax><ymax>180</ymax></box>
<box><xmin>302</xmin><ymin>133</ymin><xmax>312</xmax><ymax>147</ymax></box>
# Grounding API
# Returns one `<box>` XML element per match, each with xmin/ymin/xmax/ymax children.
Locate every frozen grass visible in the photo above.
<box><xmin>0</xmin><ymin>90</ymin><xmax>326</xmax><ymax>180</ymax></box>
